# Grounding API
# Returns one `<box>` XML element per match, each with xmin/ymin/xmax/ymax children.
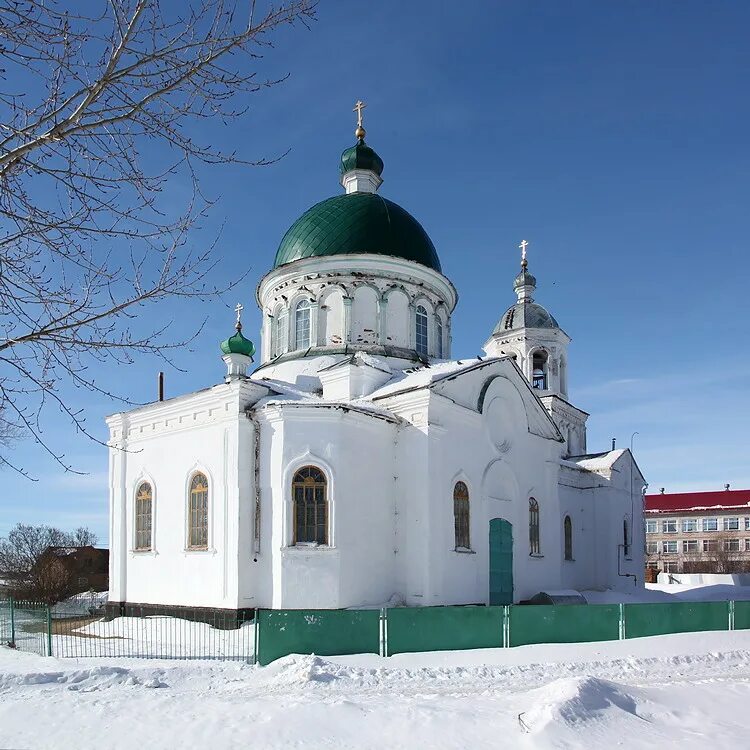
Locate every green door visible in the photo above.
<box><xmin>489</xmin><ymin>518</ymin><xmax>513</xmax><ymax>605</ymax></box>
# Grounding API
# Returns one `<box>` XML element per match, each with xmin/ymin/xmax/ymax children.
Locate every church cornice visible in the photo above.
<box><xmin>257</xmin><ymin>253</ymin><xmax>457</xmax><ymax>312</ymax></box>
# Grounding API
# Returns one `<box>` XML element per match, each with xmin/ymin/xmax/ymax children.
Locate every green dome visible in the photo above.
<box><xmin>220</xmin><ymin>327</ymin><xmax>255</xmax><ymax>358</ymax></box>
<box><xmin>339</xmin><ymin>139</ymin><xmax>384</xmax><ymax>176</ymax></box>
<box><xmin>273</xmin><ymin>192</ymin><xmax>442</xmax><ymax>272</ymax></box>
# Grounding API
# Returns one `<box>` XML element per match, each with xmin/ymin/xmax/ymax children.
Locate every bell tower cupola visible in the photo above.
<box><xmin>484</xmin><ymin>241</ymin><xmax>588</xmax><ymax>456</ymax></box>
<box><xmin>484</xmin><ymin>240</ymin><xmax>571</xmax><ymax>399</ymax></box>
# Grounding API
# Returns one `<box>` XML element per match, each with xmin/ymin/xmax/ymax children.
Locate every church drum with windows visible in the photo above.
<box><xmin>106</xmin><ymin>110</ymin><xmax>646</xmax><ymax>619</ymax></box>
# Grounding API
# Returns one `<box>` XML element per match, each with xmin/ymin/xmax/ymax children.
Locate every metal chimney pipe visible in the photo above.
<box><xmin>611</xmin><ymin>437</ymin><xmax>616</xmax><ymax>451</ymax></box>
<box><xmin>158</xmin><ymin>372</ymin><xmax>164</xmax><ymax>402</ymax></box>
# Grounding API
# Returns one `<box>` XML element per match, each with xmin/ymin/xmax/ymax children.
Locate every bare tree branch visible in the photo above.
<box><xmin>0</xmin><ymin>0</ymin><xmax>316</xmax><ymax>474</ymax></box>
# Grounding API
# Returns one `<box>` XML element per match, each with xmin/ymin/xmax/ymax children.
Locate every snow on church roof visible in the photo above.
<box><xmin>572</xmin><ymin>449</ymin><xmax>628</xmax><ymax>472</ymax></box>
<box><xmin>366</xmin><ymin>358</ymin><xmax>490</xmax><ymax>401</ymax></box>
<box><xmin>252</xmin><ymin>376</ymin><xmax>401</xmax><ymax>423</ymax></box>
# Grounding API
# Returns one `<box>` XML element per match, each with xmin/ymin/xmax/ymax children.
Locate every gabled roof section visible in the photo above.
<box><xmin>571</xmin><ymin>448</ymin><xmax>646</xmax><ymax>484</ymax></box>
<box><xmin>368</xmin><ymin>356</ymin><xmax>564</xmax><ymax>442</ymax></box>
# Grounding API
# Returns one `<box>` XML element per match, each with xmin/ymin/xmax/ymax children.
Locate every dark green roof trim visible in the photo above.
<box><xmin>273</xmin><ymin>192</ymin><xmax>441</xmax><ymax>272</ymax></box>
<box><xmin>340</xmin><ymin>139</ymin><xmax>384</xmax><ymax>176</ymax></box>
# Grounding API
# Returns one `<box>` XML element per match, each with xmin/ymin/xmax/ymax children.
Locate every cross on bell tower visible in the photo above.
<box><xmin>483</xmin><ymin>240</ymin><xmax>572</xmax><ymax>402</ymax></box>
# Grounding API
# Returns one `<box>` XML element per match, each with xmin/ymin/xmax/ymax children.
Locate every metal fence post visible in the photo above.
<box><xmin>729</xmin><ymin>600</ymin><xmax>735</xmax><ymax>631</ymax></box>
<box><xmin>503</xmin><ymin>605</ymin><xmax>509</xmax><ymax>648</ymax></box>
<box><xmin>253</xmin><ymin>610</ymin><xmax>260</xmax><ymax>665</ymax></box>
<box><xmin>9</xmin><ymin>597</ymin><xmax>16</xmax><ymax>648</ymax></box>
<box><xmin>46</xmin><ymin>605</ymin><xmax>53</xmax><ymax>657</ymax></box>
<box><xmin>619</xmin><ymin>603</ymin><xmax>625</xmax><ymax>640</ymax></box>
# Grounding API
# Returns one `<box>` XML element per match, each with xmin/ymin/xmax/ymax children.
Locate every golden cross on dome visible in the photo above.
<box><xmin>234</xmin><ymin>302</ymin><xmax>244</xmax><ymax>329</ymax></box>
<box><xmin>353</xmin><ymin>99</ymin><xmax>366</xmax><ymax>139</ymax></box>
<box><xmin>519</xmin><ymin>239</ymin><xmax>529</xmax><ymax>268</ymax></box>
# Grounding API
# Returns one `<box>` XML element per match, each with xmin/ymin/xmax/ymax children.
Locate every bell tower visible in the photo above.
<box><xmin>484</xmin><ymin>241</ymin><xmax>587</xmax><ymax>456</ymax></box>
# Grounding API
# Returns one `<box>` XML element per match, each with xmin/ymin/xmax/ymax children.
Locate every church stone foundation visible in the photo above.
<box><xmin>105</xmin><ymin>601</ymin><xmax>256</xmax><ymax>630</ymax></box>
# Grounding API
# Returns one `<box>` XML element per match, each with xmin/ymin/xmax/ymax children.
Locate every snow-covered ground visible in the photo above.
<box><xmin>2</xmin><ymin>630</ymin><xmax>749</xmax><ymax>749</ymax></box>
<box><xmin>584</xmin><ymin>582</ymin><xmax>750</xmax><ymax>603</ymax></box>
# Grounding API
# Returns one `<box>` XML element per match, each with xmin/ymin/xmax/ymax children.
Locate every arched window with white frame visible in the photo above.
<box><xmin>453</xmin><ymin>481</ymin><xmax>470</xmax><ymax>550</ymax></box>
<box><xmin>187</xmin><ymin>472</ymin><xmax>209</xmax><ymax>549</ymax></box>
<box><xmin>275</xmin><ymin>312</ymin><xmax>287</xmax><ymax>357</ymax></box>
<box><xmin>134</xmin><ymin>481</ymin><xmax>153</xmax><ymax>551</ymax></box>
<box><xmin>295</xmin><ymin>299</ymin><xmax>311</xmax><ymax>350</ymax></box>
<box><xmin>292</xmin><ymin>466</ymin><xmax>328</xmax><ymax>545</ymax></box>
<box><xmin>415</xmin><ymin>305</ymin><xmax>428</xmax><ymax>357</ymax></box>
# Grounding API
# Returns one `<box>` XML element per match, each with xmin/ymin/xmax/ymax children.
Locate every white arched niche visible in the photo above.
<box><xmin>318</xmin><ymin>286</ymin><xmax>345</xmax><ymax>347</ymax></box>
<box><xmin>384</xmin><ymin>288</ymin><xmax>409</xmax><ymax>349</ymax></box>
<box><xmin>350</xmin><ymin>285</ymin><xmax>379</xmax><ymax>345</ymax></box>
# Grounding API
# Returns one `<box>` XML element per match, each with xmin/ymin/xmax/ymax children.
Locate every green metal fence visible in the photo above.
<box><xmin>257</xmin><ymin>608</ymin><xmax>381</xmax><ymax>666</ymax></box>
<box><xmin>386</xmin><ymin>605</ymin><xmax>504</xmax><ymax>655</ymax></box>
<box><xmin>733</xmin><ymin>600</ymin><xmax>750</xmax><ymax>631</ymax></box>
<box><xmin>3</xmin><ymin>598</ymin><xmax>750</xmax><ymax>664</ymax></box>
<box><xmin>509</xmin><ymin>603</ymin><xmax>621</xmax><ymax>647</ymax></box>
<box><xmin>0</xmin><ymin>600</ymin><xmax>52</xmax><ymax>656</ymax></box>
<box><xmin>623</xmin><ymin>601</ymin><xmax>729</xmax><ymax>639</ymax></box>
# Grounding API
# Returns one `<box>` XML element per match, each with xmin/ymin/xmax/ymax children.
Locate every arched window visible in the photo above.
<box><xmin>415</xmin><ymin>305</ymin><xmax>428</xmax><ymax>357</ymax></box>
<box><xmin>529</xmin><ymin>497</ymin><xmax>540</xmax><ymax>555</ymax></box>
<box><xmin>564</xmin><ymin>515</ymin><xmax>573</xmax><ymax>561</ymax></box>
<box><xmin>623</xmin><ymin>518</ymin><xmax>631</xmax><ymax>557</ymax></box>
<box><xmin>436</xmin><ymin>316</ymin><xmax>444</xmax><ymax>359</ymax></box>
<box><xmin>532</xmin><ymin>350</ymin><xmax>548</xmax><ymax>390</ymax></box>
<box><xmin>453</xmin><ymin>481</ymin><xmax>470</xmax><ymax>550</ymax></box>
<box><xmin>292</xmin><ymin>466</ymin><xmax>328</xmax><ymax>545</ymax></box>
<box><xmin>188</xmin><ymin>473</ymin><xmax>209</xmax><ymax>549</ymax></box>
<box><xmin>271</xmin><ymin>310</ymin><xmax>286</xmax><ymax>357</ymax></box>
<box><xmin>135</xmin><ymin>482</ymin><xmax>153</xmax><ymax>551</ymax></box>
<box><xmin>295</xmin><ymin>300</ymin><xmax>311</xmax><ymax>350</ymax></box>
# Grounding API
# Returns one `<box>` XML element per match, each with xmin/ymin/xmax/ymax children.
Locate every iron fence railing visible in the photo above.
<box><xmin>1</xmin><ymin>598</ymin><xmax>255</xmax><ymax>660</ymax></box>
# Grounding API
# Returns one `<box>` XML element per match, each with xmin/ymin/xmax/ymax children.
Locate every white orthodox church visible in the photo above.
<box><xmin>106</xmin><ymin>107</ymin><xmax>646</xmax><ymax>619</ymax></box>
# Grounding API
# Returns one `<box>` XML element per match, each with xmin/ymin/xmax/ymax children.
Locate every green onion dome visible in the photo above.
<box><xmin>339</xmin><ymin>139</ymin><xmax>384</xmax><ymax>177</ymax></box>
<box><xmin>220</xmin><ymin>326</ymin><xmax>255</xmax><ymax>358</ymax></box>
<box><xmin>273</xmin><ymin>192</ymin><xmax>442</xmax><ymax>272</ymax></box>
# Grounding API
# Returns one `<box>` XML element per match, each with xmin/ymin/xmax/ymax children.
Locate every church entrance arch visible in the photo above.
<box><xmin>489</xmin><ymin>518</ymin><xmax>513</xmax><ymax>605</ymax></box>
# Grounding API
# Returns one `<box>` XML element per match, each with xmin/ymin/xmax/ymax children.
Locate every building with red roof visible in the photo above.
<box><xmin>644</xmin><ymin>489</ymin><xmax>750</xmax><ymax>574</ymax></box>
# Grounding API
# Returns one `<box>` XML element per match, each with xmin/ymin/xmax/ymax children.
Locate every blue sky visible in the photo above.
<box><xmin>3</xmin><ymin>0</ymin><xmax>749</xmax><ymax>544</ymax></box>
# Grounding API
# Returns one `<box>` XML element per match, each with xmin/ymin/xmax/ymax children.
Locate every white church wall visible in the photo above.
<box><xmin>557</xmin><ymin>454</ymin><xmax>645</xmax><ymax>593</ymax></box>
<box><xmin>557</xmin><ymin>480</ymin><xmax>598</xmax><ymax>592</ymax></box>
<box><xmin>389</xmin><ymin>395</ymin><xmax>432</xmax><ymax>606</ymax></box>
<box><xmin>385</xmin><ymin>364</ymin><xmax>569</xmax><ymax>607</ymax></box>
<box><xmin>260</xmin><ymin>406</ymin><xmax>398</xmax><ymax>609</ymax></box>
<box><xmin>236</xmin><ymin>415</ymin><xmax>262</xmax><ymax>610</ymax></box>
<box><xmin>117</xmin><ymin>419</ymin><xmax>241</xmax><ymax>610</ymax></box>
